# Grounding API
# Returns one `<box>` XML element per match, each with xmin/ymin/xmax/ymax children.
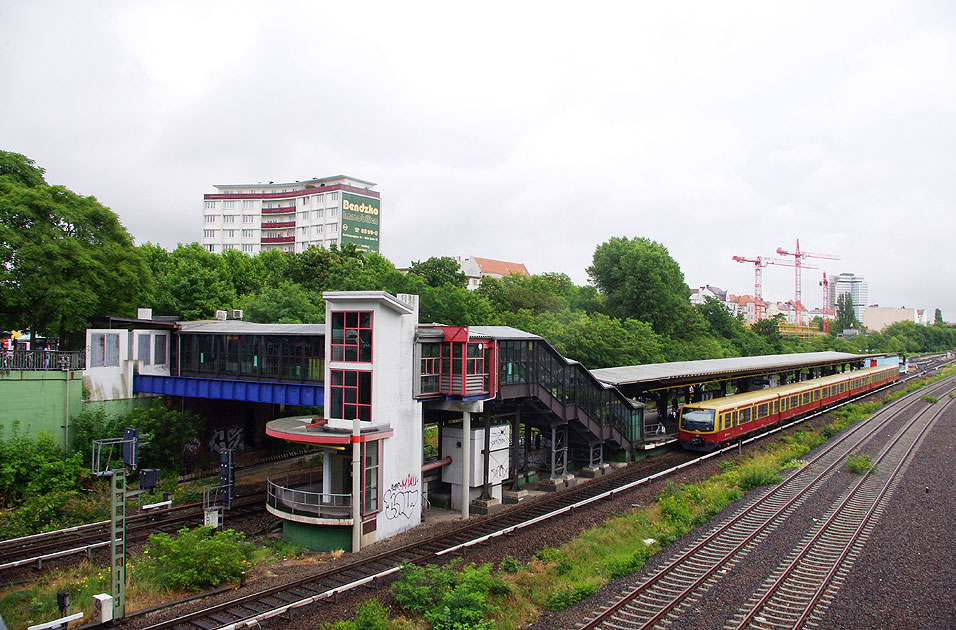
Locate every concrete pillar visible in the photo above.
<box><xmin>461</xmin><ymin>411</ymin><xmax>470</xmax><ymax>519</ymax></box>
<box><xmin>351</xmin><ymin>418</ymin><xmax>361</xmax><ymax>552</ymax></box>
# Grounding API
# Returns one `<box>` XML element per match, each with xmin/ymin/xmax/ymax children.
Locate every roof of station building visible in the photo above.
<box><xmin>178</xmin><ymin>321</ymin><xmax>326</xmax><ymax>335</ymax></box>
<box><xmin>591</xmin><ymin>351</ymin><xmax>877</xmax><ymax>391</ymax></box>
<box><xmin>415</xmin><ymin>325</ymin><xmax>541</xmax><ymax>341</ymax></box>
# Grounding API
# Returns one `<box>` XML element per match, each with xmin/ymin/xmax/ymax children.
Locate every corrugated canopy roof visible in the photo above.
<box><xmin>591</xmin><ymin>352</ymin><xmax>875</xmax><ymax>389</ymax></box>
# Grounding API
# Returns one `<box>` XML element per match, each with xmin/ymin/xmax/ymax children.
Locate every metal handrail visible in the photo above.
<box><xmin>267</xmin><ymin>472</ymin><xmax>351</xmax><ymax>519</ymax></box>
<box><xmin>1</xmin><ymin>350</ymin><xmax>85</xmax><ymax>371</ymax></box>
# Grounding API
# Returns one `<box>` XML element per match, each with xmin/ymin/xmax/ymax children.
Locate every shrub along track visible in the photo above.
<box><xmin>573</xmin><ymin>373</ymin><xmax>956</xmax><ymax>630</ymax></box>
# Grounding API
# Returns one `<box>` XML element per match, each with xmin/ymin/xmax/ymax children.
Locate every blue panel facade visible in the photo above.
<box><xmin>134</xmin><ymin>374</ymin><xmax>323</xmax><ymax>407</ymax></box>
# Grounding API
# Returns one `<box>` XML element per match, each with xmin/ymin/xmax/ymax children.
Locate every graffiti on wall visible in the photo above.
<box><xmin>209</xmin><ymin>425</ymin><xmax>244</xmax><ymax>453</ymax></box>
<box><xmin>383</xmin><ymin>473</ymin><xmax>419</xmax><ymax>521</ymax></box>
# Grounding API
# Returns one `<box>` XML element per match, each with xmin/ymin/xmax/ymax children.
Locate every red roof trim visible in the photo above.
<box><xmin>204</xmin><ymin>183</ymin><xmax>380</xmax><ymax>201</ymax></box>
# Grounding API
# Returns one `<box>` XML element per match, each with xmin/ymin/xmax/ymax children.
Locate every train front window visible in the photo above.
<box><xmin>681</xmin><ymin>408</ymin><xmax>715</xmax><ymax>432</ymax></box>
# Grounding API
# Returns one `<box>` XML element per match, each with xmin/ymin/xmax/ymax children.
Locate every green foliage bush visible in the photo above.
<box><xmin>500</xmin><ymin>556</ymin><xmax>522</xmax><ymax>573</ymax></box>
<box><xmin>323</xmin><ymin>600</ymin><xmax>392</xmax><ymax>630</ymax></box>
<box><xmin>736</xmin><ymin>461</ymin><xmax>783</xmax><ymax>491</ymax></box>
<box><xmin>846</xmin><ymin>454</ymin><xmax>874</xmax><ymax>475</ymax></box>
<box><xmin>545</xmin><ymin>582</ymin><xmax>599</xmax><ymax>610</ymax></box>
<box><xmin>0</xmin><ymin>430</ymin><xmax>91</xmax><ymax>508</ymax></box>
<box><xmin>921</xmin><ymin>395</ymin><xmax>938</xmax><ymax>404</ymax></box>
<box><xmin>138</xmin><ymin>527</ymin><xmax>253</xmax><ymax>591</ymax></box>
<box><xmin>390</xmin><ymin>561</ymin><xmax>507</xmax><ymax>630</ymax></box>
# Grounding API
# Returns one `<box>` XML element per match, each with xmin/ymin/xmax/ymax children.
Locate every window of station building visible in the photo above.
<box><xmin>90</xmin><ymin>332</ymin><xmax>120</xmax><ymax>368</ymax></box>
<box><xmin>154</xmin><ymin>334</ymin><xmax>167</xmax><ymax>365</ymax></box>
<box><xmin>363</xmin><ymin>441</ymin><xmax>379</xmax><ymax>514</ymax></box>
<box><xmin>330</xmin><ymin>369</ymin><xmax>372</xmax><ymax>421</ymax></box>
<box><xmin>420</xmin><ymin>344</ymin><xmax>442</xmax><ymax>394</ymax></box>
<box><xmin>137</xmin><ymin>333</ymin><xmax>151</xmax><ymax>364</ymax></box>
<box><xmin>331</xmin><ymin>311</ymin><xmax>372</xmax><ymax>362</ymax></box>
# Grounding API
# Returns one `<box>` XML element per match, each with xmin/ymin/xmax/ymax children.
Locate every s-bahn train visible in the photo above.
<box><xmin>678</xmin><ymin>364</ymin><xmax>900</xmax><ymax>452</ymax></box>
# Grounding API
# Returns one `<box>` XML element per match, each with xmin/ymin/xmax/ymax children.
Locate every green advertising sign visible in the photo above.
<box><xmin>340</xmin><ymin>192</ymin><xmax>380</xmax><ymax>253</ymax></box>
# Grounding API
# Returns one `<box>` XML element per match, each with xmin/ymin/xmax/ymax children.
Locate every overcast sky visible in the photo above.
<box><xmin>2</xmin><ymin>1</ymin><xmax>954</xmax><ymax>319</ymax></box>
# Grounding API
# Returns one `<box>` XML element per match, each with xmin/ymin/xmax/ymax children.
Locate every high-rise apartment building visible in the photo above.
<box><xmin>829</xmin><ymin>272</ymin><xmax>868</xmax><ymax>322</ymax></box>
<box><xmin>201</xmin><ymin>175</ymin><xmax>380</xmax><ymax>255</ymax></box>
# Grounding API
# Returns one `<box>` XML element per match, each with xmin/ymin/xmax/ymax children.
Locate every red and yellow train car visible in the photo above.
<box><xmin>678</xmin><ymin>364</ymin><xmax>899</xmax><ymax>452</ymax></box>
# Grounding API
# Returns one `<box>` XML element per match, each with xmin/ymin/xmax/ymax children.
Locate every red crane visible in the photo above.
<box><xmin>819</xmin><ymin>272</ymin><xmax>830</xmax><ymax>334</ymax></box>
<box><xmin>775</xmin><ymin>239</ymin><xmax>839</xmax><ymax>326</ymax></box>
<box><xmin>732</xmin><ymin>255</ymin><xmax>815</xmax><ymax>323</ymax></box>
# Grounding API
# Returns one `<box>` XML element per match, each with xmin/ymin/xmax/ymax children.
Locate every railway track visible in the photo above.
<box><xmin>132</xmin><ymin>369</ymin><xmax>930</xmax><ymax>630</ymax></box>
<box><xmin>728</xmin><ymin>393</ymin><xmax>947</xmax><ymax>630</ymax></box>
<box><xmin>134</xmin><ymin>449</ymin><xmax>698</xmax><ymax>630</ymax></box>
<box><xmin>578</xmin><ymin>371</ymin><xmax>956</xmax><ymax>630</ymax></box>
<box><xmin>0</xmin><ymin>492</ymin><xmax>268</xmax><ymax>573</ymax></box>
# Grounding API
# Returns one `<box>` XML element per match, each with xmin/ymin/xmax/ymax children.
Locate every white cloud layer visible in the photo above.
<box><xmin>2</xmin><ymin>1</ymin><xmax>954</xmax><ymax>318</ymax></box>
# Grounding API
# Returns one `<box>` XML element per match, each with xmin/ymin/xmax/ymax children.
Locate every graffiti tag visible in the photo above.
<box><xmin>383</xmin><ymin>476</ymin><xmax>419</xmax><ymax>520</ymax></box>
<box><xmin>209</xmin><ymin>425</ymin><xmax>244</xmax><ymax>453</ymax></box>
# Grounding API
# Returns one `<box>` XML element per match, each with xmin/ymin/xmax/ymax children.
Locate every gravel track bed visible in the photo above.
<box><xmin>817</xmin><ymin>395</ymin><xmax>956</xmax><ymax>630</ymax></box>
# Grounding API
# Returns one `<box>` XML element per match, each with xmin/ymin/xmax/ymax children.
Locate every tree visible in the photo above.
<box><xmin>751</xmin><ymin>314</ymin><xmax>785</xmax><ymax>352</ymax></box>
<box><xmin>145</xmin><ymin>243</ymin><xmax>235</xmax><ymax>320</ymax></box>
<box><xmin>587</xmin><ymin>236</ymin><xmax>701</xmax><ymax>338</ymax></box>
<box><xmin>834</xmin><ymin>292</ymin><xmax>857</xmax><ymax>332</ymax></box>
<box><xmin>407</xmin><ymin>256</ymin><xmax>467</xmax><ymax>288</ymax></box>
<box><xmin>239</xmin><ymin>282</ymin><xmax>325</xmax><ymax>323</ymax></box>
<box><xmin>0</xmin><ymin>151</ymin><xmax>151</xmax><ymax>346</ymax></box>
<box><xmin>934</xmin><ymin>308</ymin><xmax>944</xmax><ymax>326</ymax></box>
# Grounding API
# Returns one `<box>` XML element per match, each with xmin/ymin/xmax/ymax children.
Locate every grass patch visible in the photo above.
<box><xmin>921</xmin><ymin>395</ymin><xmax>938</xmax><ymax>404</ymax></box>
<box><xmin>846</xmin><ymin>454</ymin><xmax>874</xmax><ymax>475</ymax></box>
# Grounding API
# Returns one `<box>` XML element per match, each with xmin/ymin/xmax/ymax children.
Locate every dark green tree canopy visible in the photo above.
<box><xmin>407</xmin><ymin>256</ymin><xmax>467</xmax><ymax>288</ymax></box>
<box><xmin>587</xmin><ymin>236</ymin><xmax>700</xmax><ymax>338</ymax></box>
<box><xmin>0</xmin><ymin>151</ymin><xmax>150</xmax><ymax>345</ymax></box>
<box><xmin>834</xmin><ymin>292</ymin><xmax>857</xmax><ymax>332</ymax></box>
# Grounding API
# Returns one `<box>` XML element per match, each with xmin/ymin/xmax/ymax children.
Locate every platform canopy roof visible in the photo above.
<box><xmin>591</xmin><ymin>351</ymin><xmax>879</xmax><ymax>394</ymax></box>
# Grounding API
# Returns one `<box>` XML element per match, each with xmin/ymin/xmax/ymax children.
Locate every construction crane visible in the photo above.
<box><xmin>776</xmin><ymin>240</ymin><xmax>839</xmax><ymax>326</ymax></box>
<box><xmin>819</xmin><ymin>272</ymin><xmax>830</xmax><ymax>334</ymax></box>
<box><xmin>732</xmin><ymin>255</ymin><xmax>816</xmax><ymax>323</ymax></box>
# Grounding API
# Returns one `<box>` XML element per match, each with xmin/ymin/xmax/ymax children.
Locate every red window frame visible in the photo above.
<box><xmin>330</xmin><ymin>369</ymin><xmax>372</xmax><ymax>421</ymax></box>
<box><xmin>330</xmin><ymin>311</ymin><xmax>373</xmax><ymax>363</ymax></box>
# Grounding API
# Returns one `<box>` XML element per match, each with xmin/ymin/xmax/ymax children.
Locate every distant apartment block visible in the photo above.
<box><xmin>457</xmin><ymin>257</ymin><xmax>530</xmax><ymax>289</ymax></box>
<box><xmin>201</xmin><ymin>175</ymin><xmax>380</xmax><ymax>255</ymax></box>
